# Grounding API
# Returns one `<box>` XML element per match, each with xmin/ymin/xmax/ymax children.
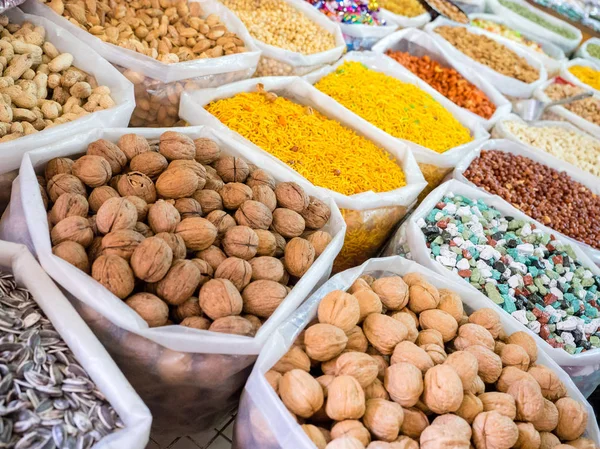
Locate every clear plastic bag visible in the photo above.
<box><xmin>0</xmin><ymin>125</ymin><xmax>346</xmax><ymax>435</ymax></box>
<box><xmin>339</xmin><ymin>17</ymin><xmax>400</xmax><ymax>51</ymax></box>
<box><xmin>232</xmin><ymin>256</ymin><xmax>600</xmax><ymax>448</ymax></box>
<box><xmin>0</xmin><ymin>240</ymin><xmax>152</xmax><ymax>448</ymax></box>
<box><xmin>404</xmin><ymin>179</ymin><xmax>600</xmax><ymax>395</ymax></box>
<box><xmin>23</xmin><ymin>0</ymin><xmax>261</xmax><ymax>127</ymax></box>
<box><xmin>179</xmin><ymin>76</ymin><xmax>427</xmax><ymax>273</ymax></box>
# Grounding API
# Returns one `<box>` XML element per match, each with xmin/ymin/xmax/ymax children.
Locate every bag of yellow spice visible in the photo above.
<box><xmin>305</xmin><ymin>53</ymin><xmax>490</xmax><ymax>201</ymax></box>
<box><xmin>179</xmin><ymin>77</ymin><xmax>427</xmax><ymax>272</ymax></box>
<box><xmin>563</xmin><ymin>59</ymin><xmax>600</xmax><ymax>95</ymax></box>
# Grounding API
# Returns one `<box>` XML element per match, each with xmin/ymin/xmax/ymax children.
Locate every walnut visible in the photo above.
<box><xmin>419</xmin><ymin>309</ymin><xmax>458</xmax><ymax>342</ymax></box>
<box><xmin>45</xmin><ymin>157</ymin><xmax>73</xmax><ymax>182</ymax></box>
<box><xmin>176</xmin><ymin>217</ymin><xmax>217</xmax><ymax>251</ymax></box>
<box><xmin>274</xmin><ymin>182</ymin><xmax>309</xmax><ymax>213</ymax></box>
<box><xmin>96</xmin><ymin>197</ymin><xmax>137</xmax><ymax>234</ymax></box>
<box><xmin>361</xmin><ymin>398</ymin><xmax>403</xmax><ymax>442</ymax></box>
<box><xmin>193</xmin><ymin>190</ymin><xmax>223</xmax><ymax>214</ymax></box>
<box><xmin>242</xmin><ymin>280</ymin><xmax>287</xmax><ymax>318</ymax></box>
<box><xmin>217</xmin><ymin>183</ymin><xmax>251</xmax><ymax>211</ymax></box>
<box><xmin>209</xmin><ymin>316</ymin><xmax>254</xmax><ymax>336</ymax></box>
<box><xmin>335</xmin><ymin>352</ymin><xmax>378</xmax><ymax>388</ymax></box>
<box><xmin>371</xmin><ymin>276</ymin><xmax>409</xmax><ymax>310</ymax></box>
<box><xmin>87</xmin><ymin>237</ymin><xmax>104</xmax><ymax>264</ymax></box>
<box><xmin>156</xmin><ymin>167</ymin><xmax>199</xmax><ymax>199</ymax></box>
<box><xmin>272</xmin><ymin>210</ymin><xmax>307</xmax><ymax>241</ymax></box>
<box><xmin>353</xmin><ymin>289</ymin><xmax>383</xmax><ymax>323</ymax></box>
<box><xmin>497</xmin><ymin>366</ymin><xmax>536</xmax><ymax>393</ymax></box>
<box><xmin>254</xmin><ymin>230</ymin><xmax>277</xmax><ymax>256</ymax></box>
<box><xmin>156</xmin><ymin>260</ymin><xmax>202</xmax><ymax>306</ymax></box>
<box><xmin>134</xmin><ymin>222</ymin><xmax>154</xmax><ymax>238</ymax></box>
<box><xmin>265</xmin><ymin>370</ymin><xmax>282</xmax><ymax>393</ymax></box>
<box><xmin>554</xmin><ymin>397</ymin><xmax>588</xmax><ymax>441</ymax></box>
<box><xmin>148</xmin><ymin>200</ymin><xmax>181</xmax><ymax>233</ymax></box>
<box><xmin>567</xmin><ymin>438</ymin><xmax>597</xmax><ymax>449</ymax></box>
<box><xmin>385</xmin><ymin>362</ymin><xmax>423</xmax><ymax>407</ymax></box>
<box><xmin>407</xmin><ymin>281</ymin><xmax>440</xmax><ymax>314</ymax></box>
<box><xmin>125</xmin><ymin>196</ymin><xmax>148</xmax><ymax>222</ymax></box>
<box><xmin>149</xmin><ymin>233</ymin><xmax>185</xmax><ymax>261</ymax></box>
<box><xmin>305</xmin><ymin>230</ymin><xmax>332</xmax><ymax>258</ymax></box>
<box><xmin>101</xmin><ymin>229</ymin><xmax>144</xmax><ymax>261</ymax></box>
<box><xmin>390</xmin><ymin>341</ymin><xmax>433</xmax><ymax>373</ymax></box>
<box><xmin>400</xmin><ymin>407</ymin><xmax>429</xmax><ymax>439</ymax></box>
<box><xmin>91</xmin><ymin>254</ymin><xmax>135</xmax><ymax>299</ymax></box>
<box><xmin>443</xmin><ymin>350</ymin><xmax>478</xmax><ymax>389</ymax></box>
<box><xmin>437</xmin><ymin>288</ymin><xmax>464</xmax><ymax>322</ymax></box>
<box><xmin>298</xmin><ymin>196</ymin><xmax>330</xmax><ymax>230</ymax></box>
<box><xmin>87</xmin><ymin>139</ymin><xmax>127</xmax><ymax>175</ymax></box>
<box><xmin>159</xmin><ymin>131</ymin><xmax>195</xmax><ymax>161</ymax></box>
<box><xmin>214</xmin><ymin>156</ymin><xmax>249</xmax><ymax>183</ymax></box>
<box><xmin>47</xmin><ymin>174</ymin><xmax>86</xmax><ymax>203</ymax></box>
<box><xmin>193</xmin><ymin>138</ymin><xmax>221</xmax><ymax>164</ymax></box>
<box><xmin>364</xmin><ymin>378</ymin><xmax>389</xmax><ymax>401</ymax></box>
<box><xmin>117</xmin><ymin>172</ymin><xmax>157</xmax><ymax>203</ymax></box>
<box><xmin>415</xmin><ymin>329</ymin><xmax>444</xmax><ymax>348</ymax></box>
<box><xmin>181</xmin><ymin>316</ymin><xmax>211</xmax><ymax>330</ymax></box>
<box><xmin>304</xmin><ymin>323</ymin><xmax>348</xmax><ymax>361</ymax></box>
<box><xmin>530</xmin><ymin>398</ymin><xmax>559</xmax><ymax>432</ymax></box>
<box><xmin>117</xmin><ymin>133</ymin><xmax>150</xmax><ymax>160</ymax></box>
<box><xmin>235</xmin><ymin>200</ymin><xmax>272</xmax><ymax>229</ymax></box>
<box><xmin>52</xmin><ymin>241</ymin><xmax>89</xmax><ymax>273</ymax></box>
<box><xmin>363</xmin><ymin>314</ymin><xmax>407</xmax><ymax>355</ymax></box>
<box><xmin>248</xmin><ymin>256</ymin><xmax>284</xmax><ymax>282</ymax></box>
<box><xmin>346</xmin><ymin>326</ymin><xmax>368</xmax><ymax>353</ymax></box>
<box><xmin>455</xmin><ymin>392</ymin><xmax>483</xmax><ymax>424</ymax></box>
<box><xmin>472</xmin><ymin>411</ymin><xmax>519</xmax><ymax>449</ymax></box>
<box><xmin>273</xmin><ymin>346</ymin><xmax>311</xmax><ymax>373</ymax></box>
<box><xmin>468</xmin><ymin>308</ymin><xmax>503</xmax><ymax>339</ymax></box>
<box><xmin>465</xmin><ymin>345</ymin><xmax>502</xmax><ymax>384</ymax></box>
<box><xmin>316</xmin><ymin>290</ymin><xmax>360</xmax><ymax>332</ymax></box>
<box><xmin>324</xmin><ymin>437</ymin><xmax>364</xmax><ymax>449</ymax></box>
<box><xmin>129</xmin><ymin>151</ymin><xmax>169</xmax><ymax>179</ymax></box>
<box><xmin>422</xmin><ymin>364</ymin><xmax>463</xmax><ymax>414</ymax></box>
<box><xmin>174</xmin><ymin>197</ymin><xmax>203</xmax><ymax>219</ymax></box>
<box><xmin>252</xmin><ymin>185</ymin><xmax>277</xmax><ymax>212</ymax></box>
<box><xmin>499</xmin><ymin>344</ymin><xmax>530</xmax><ymax>371</ymax></box>
<box><xmin>199</xmin><ymin>278</ymin><xmax>243</xmax><ymax>320</ymax></box>
<box><xmin>421</xmin><ymin>343</ymin><xmax>447</xmax><ymax>365</ymax></box>
<box><xmin>130</xmin><ymin>236</ymin><xmax>173</xmax><ymax>282</ymax></box>
<box><xmin>479</xmin><ymin>392</ymin><xmax>516</xmax><ymax>419</ymax></box>
<box><xmin>514</xmin><ymin>422</ymin><xmax>541</xmax><ymax>449</ymax></box>
<box><xmin>204</xmin><ymin>166</ymin><xmax>225</xmax><ymax>191</ymax></box>
<box><xmin>125</xmin><ymin>292</ymin><xmax>169</xmax><ymax>327</ymax></box>
<box><xmin>197</xmin><ymin>246</ymin><xmax>227</xmax><ymax>271</ymax></box>
<box><xmin>272</xmin><ymin>231</ymin><xmax>287</xmax><ymax>257</ymax></box>
<box><xmin>169</xmin><ymin>159</ymin><xmax>207</xmax><ymax>187</ymax></box>
<box><xmin>71</xmin><ymin>155</ymin><xmax>113</xmax><ymax>188</ymax></box>
<box><xmin>325</xmin><ymin>375</ymin><xmax>365</xmax><ymax>421</ymax></box>
<box><xmin>280</xmin><ymin>369</ymin><xmax>324</xmax><ymax>418</ymax></box>
<box><xmin>302</xmin><ymin>424</ymin><xmax>327</xmax><ymax>449</ymax></box>
<box><xmin>527</xmin><ymin>365</ymin><xmax>567</xmax><ymax>401</ymax></box>
<box><xmin>331</xmin><ymin>421</ymin><xmax>370</xmax><ymax>447</ymax></box>
<box><xmin>246</xmin><ymin>169</ymin><xmax>275</xmax><ymax>189</ymax></box>
<box><xmin>454</xmin><ymin>323</ymin><xmax>495</xmax><ymax>351</ymax></box>
<box><xmin>284</xmin><ymin>237</ymin><xmax>315</xmax><ymax>277</ymax></box>
<box><xmin>49</xmin><ymin>193</ymin><xmax>88</xmax><ymax>225</ymax></box>
<box><xmin>222</xmin><ymin>225</ymin><xmax>258</xmax><ymax>259</ymax></box>
<box><xmin>51</xmin><ymin>216</ymin><xmax>94</xmax><ymax>247</ymax></box>
<box><xmin>420</xmin><ymin>424</ymin><xmax>470</xmax><ymax>449</ymax></box>
<box><xmin>539</xmin><ymin>432</ymin><xmax>561</xmax><ymax>449</ymax></box>
<box><xmin>215</xmin><ymin>257</ymin><xmax>252</xmax><ymax>291</ymax></box>
<box><xmin>507</xmin><ymin>379</ymin><xmax>545</xmax><ymax>422</ymax></box>
<box><xmin>431</xmin><ymin>415</ymin><xmax>472</xmax><ymax>440</ymax></box>
<box><xmin>505</xmin><ymin>332</ymin><xmax>538</xmax><ymax>363</ymax></box>
<box><xmin>172</xmin><ymin>296</ymin><xmax>202</xmax><ymax>322</ymax></box>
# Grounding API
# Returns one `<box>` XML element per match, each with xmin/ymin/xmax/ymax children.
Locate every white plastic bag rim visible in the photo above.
<box><xmin>577</xmin><ymin>37</ymin><xmax>600</xmax><ymax>64</ymax></box>
<box><xmin>243</xmin><ymin>256</ymin><xmax>600</xmax><ymax>449</ymax></box>
<box><xmin>18</xmin><ymin>125</ymin><xmax>346</xmax><ymax>355</ymax></box>
<box><xmin>405</xmin><ymin>178</ymin><xmax>600</xmax><ymax>367</ymax></box>
<box><xmin>0</xmin><ymin>7</ymin><xmax>135</xmax><ymax>174</ymax></box>
<box><xmin>0</xmin><ymin>241</ymin><xmax>152</xmax><ymax>449</ymax></box>
<box><xmin>21</xmin><ymin>0</ymin><xmax>262</xmax><ymax>84</ymax></box>
<box><xmin>560</xmin><ymin>58</ymin><xmax>600</xmax><ymax>96</ymax></box>
<box><xmin>179</xmin><ymin>76</ymin><xmax>427</xmax><ymax>210</ymax></box>
<box><xmin>370</xmin><ymin>28</ymin><xmax>512</xmax><ymax>130</ymax></box>
<box><xmin>451</xmin><ymin>138</ymin><xmax>600</xmax><ymax>266</ymax></box>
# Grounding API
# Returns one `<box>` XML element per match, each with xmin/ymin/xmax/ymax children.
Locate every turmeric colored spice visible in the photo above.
<box><xmin>385</xmin><ymin>51</ymin><xmax>496</xmax><ymax>119</ymax></box>
<box><xmin>569</xmin><ymin>65</ymin><xmax>600</xmax><ymax>91</ymax></box>
<box><xmin>380</xmin><ymin>0</ymin><xmax>426</xmax><ymax>17</ymax></box>
<box><xmin>314</xmin><ymin>61</ymin><xmax>473</xmax><ymax>153</ymax></box>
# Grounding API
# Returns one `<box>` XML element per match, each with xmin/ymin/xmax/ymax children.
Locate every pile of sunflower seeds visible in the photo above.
<box><xmin>0</xmin><ymin>270</ymin><xmax>123</xmax><ymax>449</ymax></box>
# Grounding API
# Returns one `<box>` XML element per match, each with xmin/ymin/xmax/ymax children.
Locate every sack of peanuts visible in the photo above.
<box><xmin>0</xmin><ymin>240</ymin><xmax>152</xmax><ymax>448</ymax></box>
<box><xmin>404</xmin><ymin>179</ymin><xmax>600</xmax><ymax>396</ymax></box>
<box><xmin>425</xmin><ymin>17</ymin><xmax>548</xmax><ymax>99</ymax></box>
<box><xmin>234</xmin><ymin>255</ymin><xmax>600</xmax><ymax>448</ymax></box>
<box><xmin>0</xmin><ymin>125</ymin><xmax>346</xmax><ymax>435</ymax></box>
<box><xmin>533</xmin><ymin>77</ymin><xmax>600</xmax><ymax>140</ymax></box>
<box><xmin>304</xmin><ymin>51</ymin><xmax>490</xmax><ymax>203</ymax></box>
<box><xmin>559</xmin><ymin>58</ymin><xmax>600</xmax><ymax>97</ymax></box>
<box><xmin>23</xmin><ymin>0</ymin><xmax>261</xmax><ymax>127</ymax></box>
<box><xmin>180</xmin><ymin>76</ymin><xmax>427</xmax><ymax>273</ymax></box>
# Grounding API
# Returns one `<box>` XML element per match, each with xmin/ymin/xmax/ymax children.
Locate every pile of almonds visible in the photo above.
<box><xmin>40</xmin><ymin>131</ymin><xmax>334</xmax><ymax>337</ymax></box>
<box><xmin>0</xmin><ymin>16</ymin><xmax>115</xmax><ymax>142</ymax></box>
<box><xmin>264</xmin><ymin>273</ymin><xmax>595</xmax><ymax>449</ymax></box>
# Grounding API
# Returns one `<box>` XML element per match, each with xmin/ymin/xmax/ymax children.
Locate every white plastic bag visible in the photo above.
<box><xmin>0</xmin><ymin>125</ymin><xmax>346</xmax><ymax>435</ymax></box>
<box><xmin>469</xmin><ymin>13</ymin><xmax>566</xmax><ymax>75</ymax></box>
<box><xmin>380</xmin><ymin>8</ymin><xmax>431</xmax><ymax>29</ymax></box>
<box><xmin>0</xmin><ymin>240</ymin><xmax>152</xmax><ymax>449</ymax></box>
<box><xmin>425</xmin><ymin>17</ymin><xmax>548</xmax><ymax>98</ymax></box>
<box><xmin>180</xmin><ymin>76</ymin><xmax>426</xmax><ymax>272</ymax></box>
<box><xmin>372</xmin><ymin>28</ymin><xmax>512</xmax><ymax>130</ymax></box>
<box><xmin>23</xmin><ymin>0</ymin><xmax>261</xmax><ymax>127</ymax></box>
<box><xmin>339</xmin><ymin>14</ymin><xmax>399</xmax><ymax>51</ymax></box>
<box><xmin>404</xmin><ymin>179</ymin><xmax>600</xmax><ymax>396</ymax></box>
<box><xmin>233</xmin><ymin>256</ymin><xmax>600</xmax><ymax>448</ymax></box>
<box><xmin>560</xmin><ymin>58</ymin><xmax>600</xmax><ymax>96</ymax></box>
<box><xmin>452</xmin><ymin>138</ymin><xmax>600</xmax><ymax>266</ymax></box>
<box><xmin>486</xmin><ymin>0</ymin><xmax>582</xmax><ymax>53</ymax></box>
<box><xmin>0</xmin><ymin>7</ymin><xmax>134</xmax><ymax>173</ymax></box>
<box><xmin>455</xmin><ymin>0</ymin><xmax>485</xmax><ymax>13</ymax></box>
<box><xmin>533</xmin><ymin>77</ymin><xmax>600</xmax><ymax>140</ymax></box>
<box><xmin>576</xmin><ymin>37</ymin><xmax>600</xmax><ymax>64</ymax></box>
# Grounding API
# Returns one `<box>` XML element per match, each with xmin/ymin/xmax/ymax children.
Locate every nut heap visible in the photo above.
<box><xmin>0</xmin><ymin>16</ymin><xmax>115</xmax><ymax>142</ymax></box>
<box><xmin>265</xmin><ymin>273</ymin><xmax>594</xmax><ymax>449</ymax></box>
<box><xmin>41</xmin><ymin>0</ymin><xmax>248</xmax><ymax>63</ymax></box>
<box><xmin>41</xmin><ymin>131</ymin><xmax>333</xmax><ymax>337</ymax></box>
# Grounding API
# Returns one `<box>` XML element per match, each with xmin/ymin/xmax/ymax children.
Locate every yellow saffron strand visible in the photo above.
<box><xmin>314</xmin><ymin>61</ymin><xmax>473</xmax><ymax>153</ymax></box>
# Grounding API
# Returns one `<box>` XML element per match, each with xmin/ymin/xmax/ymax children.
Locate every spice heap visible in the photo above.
<box><xmin>0</xmin><ymin>270</ymin><xmax>124</xmax><ymax>447</ymax></box>
<box><xmin>304</xmin><ymin>0</ymin><xmax>386</xmax><ymax>25</ymax></box>
<box><xmin>569</xmin><ymin>65</ymin><xmax>600</xmax><ymax>91</ymax></box>
<box><xmin>385</xmin><ymin>51</ymin><xmax>496</xmax><ymax>119</ymax></box>
<box><xmin>380</xmin><ymin>0</ymin><xmax>426</xmax><ymax>17</ymax></box>
<box><xmin>427</xmin><ymin>0</ymin><xmax>468</xmax><ymax>23</ymax></box>
<box><xmin>470</xmin><ymin>18</ymin><xmax>545</xmax><ymax>54</ymax></box>
<box><xmin>419</xmin><ymin>193</ymin><xmax>600</xmax><ymax>354</ymax></box>
<box><xmin>42</xmin><ymin>131</ymin><xmax>334</xmax><ymax>336</ymax></box>
<box><xmin>587</xmin><ymin>43</ymin><xmax>600</xmax><ymax>59</ymax></box>
<box><xmin>265</xmin><ymin>273</ymin><xmax>592</xmax><ymax>449</ymax></box>
<box><xmin>463</xmin><ymin>150</ymin><xmax>600</xmax><ymax>249</ymax></box>
<box><xmin>498</xmin><ymin>0</ymin><xmax>576</xmax><ymax>39</ymax></box>
<box><xmin>544</xmin><ymin>79</ymin><xmax>600</xmax><ymax>126</ymax></box>
<box><xmin>435</xmin><ymin>26</ymin><xmax>540</xmax><ymax>84</ymax></box>
<box><xmin>314</xmin><ymin>61</ymin><xmax>473</xmax><ymax>153</ymax></box>
<box><xmin>0</xmin><ymin>16</ymin><xmax>116</xmax><ymax>143</ymax></box>
<box><xmin>502</xmin><ymin>120</ymin><xmax>600</xmax><ymax>178</ymax></box>
<box><xmin>41</xmin><ymin>0</ymin><xmax>248</xmax><ymax>63</ymax></box>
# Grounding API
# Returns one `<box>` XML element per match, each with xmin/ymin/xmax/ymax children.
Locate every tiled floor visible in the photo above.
<box><xmin>146</xmin><ymin>413</ymin><xmax>235</xmax><ymax>449</ymax></box>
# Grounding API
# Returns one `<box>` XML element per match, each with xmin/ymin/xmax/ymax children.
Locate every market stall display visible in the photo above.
<box><xmin>569</xmin><ymin>63</ymin><xmax>600</xmax><ymax>91</ymax></box>
<box><xmin>233</xmin><ymin>256</ymin><xmax>600</xmax><ymax>448</ymax></box>
<box><xmin>577</xmin><ymin>37</ymin><xmax>600</xmax><ymax>64</ymax></box>
<box><xmin>379</xmin><ymin>0</ymin><xmax>431</xmax><ymax>28</ymax></box>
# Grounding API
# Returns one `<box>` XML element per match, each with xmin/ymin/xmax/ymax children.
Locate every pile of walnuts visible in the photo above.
<box><xmin>40</xmin><ymin>131</ymin><xmax>333</xmax><ymax>337</ymax></box>
<box><xmin>265</xmin><ymin>273</ymin><xmax>595</xmax><ymax>449</ymax></box>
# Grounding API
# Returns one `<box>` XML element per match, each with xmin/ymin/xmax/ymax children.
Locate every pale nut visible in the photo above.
<box><xmin>71</xmin><ymin>155</ymin><xmax>112</xmax><ymax>188</ymax></box>
<box><xmin>176</xmin><ymin>217</ymin><xmax>217</xmax><ymax>251</ymax></box>
<box><xmin>209</xmin><ymin>316</ymin><xmax>254</xmax><ymax>336</ymax></box>
<box><xmin>354</xmin><ymin>289</ymin><xmax>383</xmax><ymax>323</ymax></box>
<box><xmin>530</xmin><ymin>398</ymin><xmax>559</xmax><ymax>432</ymax></box>
<box><xmin>407</xmin><ymin>281</ymin><xmax>440</xmax><ymax>314</ymax></box>
<box><xmin>199</xmin><ymin>278</ymin><xmax>243</xmax><ymax>320</ymax></box>
<box><xmin>390</xmin><ymin>341</ymin><xmax>433</xmax><ymax>373</ymax></box>
<box><xmin>527</xmin><ymin>365</ymin><xmax>567</xmax><ymax>401</ymax></box>
<box><xmin>252</xmin><ymin>185</ymin><xmax>277</xmax><ymax>212</ymax></box>
<box><xmin>554</xmin><ymin>397</ymin><xmax>588</xmax><ymax>441</ymax></box>
<box><xmin>214</xmin><ymin>156</ymin><xmax>249</xmax><ymax>183</ymax></box>
<box><xmin>215</xmin><ymin>257</ymin><xmax>252</xmax><ymax>291</ymax></box>
<box><xmin>415</xmin><ymin>329</ymin><xmax>444</xmax><ymax>348</ymax></box>
<box><xmin>444</xmin><ymin>350</ymin><xmax>478</xmax><ymax>390</ymax></box>
<box><xmin>285</xmin><ymin>237</ymin><xmax>315</xmax><ymax>277</ymax></box>
<box><xmin>400</xmin><ymin>407</ymin><xmax>429</xmax><ymax>439</ymax></box>
<box><xmin>301</xmin><ymin>196</ymin><xmax>331</xmax><ymax>230</ymax></box>
<box><xmin>52</xmin><ymin>241</ymin><xmax>89</xmax><ymax>273</ymax></box>
<box><xmin>371</xmin><ymin>354</ymin><xmax>388</xmax><ymax>381</ymax></box>
<box><xmin>130</xmin><ymin>236</ymin><xmax>173</xmax><ymax>283</ymax></box>
<box><xmin>222</xmin><ymin>225</ymin><xmax>258</xmax><ymax>259</ymax></box>
<box><xmin>156</xmin><ymin>167</ymin><xmax>199</xmax><ymax>199</ymax></box>
<box><xmin>317</xmin><ymin>374</ymin><xmax>335</xmax><ymax>396</ymax></box>
<box><xmin>45</xmin><ymin>157</ymin><xmax>73</xmax><ymax>182</ymax></box>
<box><xmin>431</xmin><ymin>414</ymin><xmax>472</xmax><ymax>440</ymax></box>
<box><xmin>331</xmin><ymin>421</ymin><xmax>371</xmax><ymax>447</ymax></box>
<box><xmin>303</xmin><ymin>424</ymin><xmax>327</xmax><ymax>449</ymax></box>
<box><xmin>419</xmin><ymin>309</ymin><xmax>458</xmax><ymax>343</ymax></box>
<box><xmin>325</xmin><ymin>437</ymin><xmax>365</xmax><ymax>449</ymax></box>
<box><xmin>117</xmin><ymin>133</ymin><xmax>150</xmax><ymax>160</ymax></box>
<box><xmin>279</xmin><ymin>368</ymin><xmax>325</xmax><ymax>418</ymax></box>
<box><xmin>464</xmin><ymin>345</ymin><xmax>503</xmax><ymax>384</ymax></box>
<box><xmin>318</xmin><ymin>290</ymin><xmax>360</xmax><ymax>333</ymax></box>
<box><xmin>88</xmin><ymin>186</ymin><xmax>120</xmax><ymax>213</ymax></box>
<box><xmin>479</xmin><ymin>392</ymin><xmax>516</xmax><ymax>419</ymax></box>
<box><xmin>49</xmin><ymin>193</ymin><xmax>88</xmax><ymax>225</ymax></box>
<box><xmin>148</xmin><ymin>200</ymin><xmax>181</xmax><ymax>233</ymax></box>
<box><xmin>156</xmin><ymin>260</ymin><xmax>201</xmax><ymax>306</ymax></box>
<box><xmin>304</xmin><ymin>323</ymin><xmax>348</xmax><ymax>362</ymax></box>
<box><xmin>242</xmin><ymin>280</ymin><xmax>287</xmax><ymax>318</ymax></box>
<box><xmin>437</xmin><ymin>288</ymin><xmax>464</xmax><ymax>322</ymax></box>
<box><xmin>191</xmin><ymin>258</ymin><xmax>214</xmax><ymax>286</ymax></box>
<box><xmin>420</xmin><ymin>344</ymin><xmax>447</xmax><ymax>365</ymax></box>
<box><xmin>364</xmin><ymin>378</ymin><xmax>389</xmax><ymax>401</ymax></box>
<box><xmin>154</xmin><ymin>232</ymin><xmax>187</xmax><ymax>260</ymax></box>
<box><xmin>306</xmin><ymin>230</ymin><xmax>332</xmax><ymax>258</ymax></box>
<box><xmin>384</xmin><ymin>362</ymin><xmax>423</xmax><ymax>408</ymax></box>
<box><xmin>126</xmin><ymin>196</ymin><xmax>149</xmax><ymax>222</ymax></box>
<box><xmin>455</xmin><ymin>392</ymin><xmax>483</xmax><ymax>424</ymax></box>
<box><xmin>50</xmin><ymin>216</ymin><xmax>94</xmax><ymax>248</ymax></box>
<box><xmin>87</xmin><ymin>139</ymin><xmax>127</xmax><ymax>175</ymax></box>
<box><xmin>363</xmin><ymin>314</ymin><xmax>407</xmax><ymax>355</ymax></box>
<box><xmin>221</xmin><ymin>183</ymin><xmax>252</xmax><ymax>210</ymax></box>
<box><xmin>514</xmin><ymin>422</ymin><xmax>541</xmax><ymax>449</ymax></box>
<box><xmin>255</xmin><ymin>230</ymin><xmax>277</xmax><ymax>256</ymax></box>
<box><xmin>346</xmin><ymin>326</ymin><xmax>368</xmax><ymax>353</ymax></box>
<box><xmin>496</xmin><ymin>366</ymin><xmax>537</xmax><ymax>393</ymax></box>
<box><xmin>362</xmin><ymin>398</ymin><xmax>404</xmax><ymax>442</ymax></box>
<box><xmin>539</xmin><ymin>432</ymin><xmax>561</xmax><ymax>449</ymax></box>
<box><xmin>472</xmin><ymin>411</ymin><xmax>519</xmax><ymax>449</ymax></box>
<box><xmin>194</xmin><ymin>138</ymin><xmax>221</xmax><ymax>165</ymax></box>
<box><xmin>101</xmin><ymin>229</ymin><xmax>144</xmax><ymax>261</ymax></box>
<box><xmin>159</xmin><ymin>131</ymin><xmax>195</xmax><ymax>161</ymax></box>
<box><xmin>499</xmin><ymin>344</ymin><xmax>530</xmax><ymax>371</ymax></box>
<box><xmin>274</xmin><ymin>182</ymin><xmax>309</xmax><ymax>212</ymax></box>
<box><xmin>206</xmin><ymin>210</ymin><xmax>236</xmax><ymax>237</ymax></box>
<box><xmin>249</xmin><ymin>256</ymin><xmax>284</xmax><ymax>282</ymax></box>
<box><xmin>125</xmin><ymin>292</ymin><xmax>169</xmax><ymax>327</ymax></box>
<box><xmin>371</xmin><ymin>276</ymin><xmax>408</xmax><ymax>311</ymax></box>
<box><xmin>325</xmin><ymin>375</ymin><xmax>365</xmax><ymax>421</ymax></box>
<box><xmin>130</xmin><ymin>152</ymin><xmax>169</xmax><ymax>179</ymax></box>
<box><xmin>271</xmin><ymin>208</ymin><xmax>305</xmax><ymax>239</ymax></box>
<box><xmin>420</xmin><ymin>425</ymin><xmax>470</xmax><ymax>449</ymax></box>
<box><xmin>454</xmin><ymin>323</ymin><xmax>495</xmax><ymax>351</ymax></box>
<box><xmin>393</xmin><ymin>436</ymin><xmax>420</xmax><ymax>449</ymax></box>
<box><xmin>117</xmin><ymin>171</ymin><xmax>157</xmax><ymax>203</ymax></box>
<box><xmin>246</xmin><ymin>169</ymin><xmax>275</xmax><ymax>189</ymax></box>
<box><xmin>181</xmin><ymin>316</ymin><xmax>211</xmax><ymax>330</ymax></box>
<box><xmin>91</xmin><ymin>254</ymin><xmax>134</xmax><ymax>299</ymax></box>
<box><xmin>566</xmin><ymin>439</ymin><xmax>597</xmax><ymax>449</ymax></box>
<box><xmin>336</xmin><ymin>352</ymin><xmax>379</xmax><ymax>388</ymax></box>
<box><xmin>505</xmin><ymin>331</ymin><xmax>537</xmax><ymax>363</ymax></box>
<box><xmin>390</xmin><ymin>312</ymin><xmax>418</xmax><ymax>343</ymax></box>
<box><xmin>197</xmin><ymin>246</ymin><xmax>227</xmax><ymax>271</ymax></box>
<box><xmin>507</xmin><ymin>379</ymin><xmax>545</xmax><ymax>422</ymax></box>
<box><xmin>273</xmin><ymin>346</ymin><xmax>311</xmax><ymax>373</ymax></box>
<box><xmin>265</xmin><ymin>370</ymin><xmax>282</xmax><ymax>393</ymax></box>
<box><xmin>422</xmin><ymin>364</ymin><xmax>463</xmax><ymax>414</ymax></box>
<box><xmin>469</xmin><ymin>308</ymin><xmax>503</xmax><ymax>339</ymax></box>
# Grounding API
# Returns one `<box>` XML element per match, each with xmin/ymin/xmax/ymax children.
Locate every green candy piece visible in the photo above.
<box><xmin>564</xmin><ymin>344</ymin><xmax>577</xmax><ymax>355</ymax></box>
<box><xmin>485</xmin><ymin>282</ymin><xmax>504</xmax><ymax>304</ymax></box>
<box><xmin>471</xmin><ymin>268</ymin><xmax>481</xmax><ymax>283</ymax></box>
<box><xmin>582</xmin><ymin>278</ymin><xmax>595</xmax><ymax>287</ymax></box>
<box><xmin>591</xmin><ymin>336</ymin><xmax>600</xmax><ymax>347</ymax></box>
<box><xmin>525</xmin><ymin>311</ymin><xmax>536</xmax><ymax>322</ymax></box>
